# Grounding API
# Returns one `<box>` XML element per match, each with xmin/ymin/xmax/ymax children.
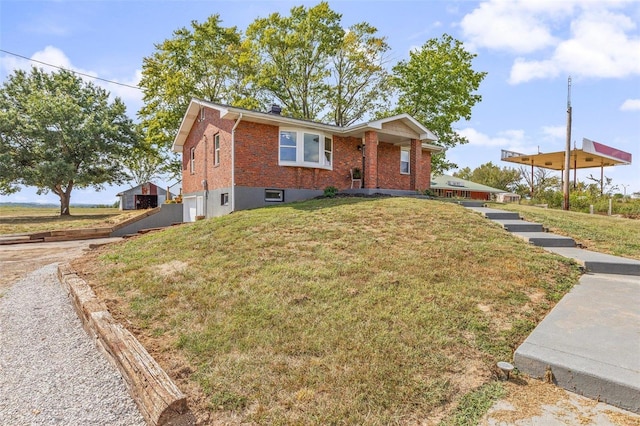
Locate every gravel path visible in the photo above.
<box><xmin>0</xmin><ymin>263</ymin><xmax>145</xmax><ymax>425</ymax></box>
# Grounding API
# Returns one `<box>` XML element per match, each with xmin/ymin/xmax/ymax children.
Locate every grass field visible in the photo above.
<box><xmin>0</xmin><ymin>206</ymin><xmax>144</xmax><ymax>235</ymax></box>
<box><xmin>487</xmin><ymin>203</ymin><xmax>640</xmax><ymax>260</ymax></box>
<box><xmin>76</xmin><ymin>197</ymin><xmax>581</xmax><ymax>425</ymax></box>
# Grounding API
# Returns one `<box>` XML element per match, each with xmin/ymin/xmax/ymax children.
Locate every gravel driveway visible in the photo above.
<box><xmin>0</xmin><ymin>240</ymin><xmax>145</xmax><ymax>425</ymax></box>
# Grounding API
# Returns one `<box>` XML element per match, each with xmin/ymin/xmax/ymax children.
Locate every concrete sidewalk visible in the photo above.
<box><xmin>467</xmin><ymin>205</ymin><xmax>640</xmax><ymax>413</ymax></box>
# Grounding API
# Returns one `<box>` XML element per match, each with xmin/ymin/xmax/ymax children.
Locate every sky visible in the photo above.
<box><xmin>1</xmin><ymin>0</ymin><xmax>639</xmax><ymax>205</ymax></box>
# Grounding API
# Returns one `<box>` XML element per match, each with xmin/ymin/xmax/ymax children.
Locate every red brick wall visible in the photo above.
<box><xmin>235</xmin><ymin>123</ymin><xmax>363</xmax><ymax>190</ymax></box>
<box><xmin>181</xmin><ymin>108</ymin><xmax>233</xmax><ymax>193</ymax></box>
<box><xmin>182</xmin><ymin>108</ymin><xmax>434</xmax><ymax>193</ymax></box>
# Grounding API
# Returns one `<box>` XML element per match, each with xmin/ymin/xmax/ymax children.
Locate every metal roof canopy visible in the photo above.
<box><xmin>501</xmin><ymin>138</ymin><xmax>632</xmax><ymax>170</ymax></box>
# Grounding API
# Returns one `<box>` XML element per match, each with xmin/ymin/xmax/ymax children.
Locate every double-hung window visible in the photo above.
<box><xmin>400</xmin><ymin>147</ymin><xmax>410</xmax><ymax>174</ymax></box>
<box><xmin>190</xmin><ymin>147</ymin><xmax>196</xmax><ymax>174</ymax></box>
<box><xmin>279</xmin><ymin>128</ymin><xmax>332</xmax><ymax>169</ymax></box>
<box><xmin>214</xmin><ymin>133</ymin><xmax>220</xmax><ymax>166</ymax></box>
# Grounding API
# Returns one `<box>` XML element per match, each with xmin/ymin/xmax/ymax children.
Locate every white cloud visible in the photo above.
<box><xmin>461</xmin><ymin>1</ymin><xmax>640</xmax><ymax>84</ymax></box>
<box><xmin>460</xmin><ymin>0</ymin><xmax>573</xmax><ymax>53</ymax></box>
<box><xmin>1</xmin><ymin>46</ymin><xmax>143</xmax><ymax>116</ymax></box>
<box><xmin>620</xmin><ymin>99</ymin><xmax>640</xmax><ymax>111</ymax></box>
<box><xmin>510</xmin><ymin>7</ymin><xmax>640</xmax><ymax>83</ymax></box>
<box><xmin>457</xmin><ymin>127</ymin><xmax>530</xmax><ymax>151</ymax></box>
<box><xmin>541</xmin><ymin>125</ymin><xmax>566</xmax><ymax>140</ymax></box>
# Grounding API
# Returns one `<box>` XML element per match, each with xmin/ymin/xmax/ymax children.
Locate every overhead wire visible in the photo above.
<box><xmin>0</xmin><ymin>48</ymin><xmax>142</xmax><ymax>90</ymax></box>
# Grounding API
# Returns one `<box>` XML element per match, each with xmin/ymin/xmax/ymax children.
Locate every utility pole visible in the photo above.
<box><xmin>563</xmin><ymin>77</ymin><xmax>572</xmax><ymax>211</ymax></box>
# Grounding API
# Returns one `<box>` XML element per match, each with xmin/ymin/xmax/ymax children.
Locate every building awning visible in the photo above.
<box><xmin>501</xmin><ymin>138</ymin><xmax>632</xmax><ymax>170</ymax></box>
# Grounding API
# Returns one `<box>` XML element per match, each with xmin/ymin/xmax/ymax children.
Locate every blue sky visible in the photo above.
<box><xmin>1</xmin><ymin>0</ymin><xmax>639</xmax><ymax>204</ymax></box>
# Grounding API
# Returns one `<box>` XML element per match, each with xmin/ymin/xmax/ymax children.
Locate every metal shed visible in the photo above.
<box><xmin>117</xmin><ymin>182</ymin><xmax>173</xmax><ymax>210</ymax></box>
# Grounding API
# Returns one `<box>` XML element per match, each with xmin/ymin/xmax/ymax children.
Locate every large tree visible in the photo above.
<box><xmin>138</xmin><ymin>14</ymin><xmax>259</xmax><ymax>175</ymax></box>
<box><xmin>454</xmin><ymin>162</ymin><xmax>521</xmax><ymax>192</ymax></box>
<box><xmin>0</xmin><ymin>67</ymin><xmax>138</xmax><ymax>215</ymax></box>
<box><xmin>326</xmin><ymin>22</ymin><xmax>391</xmax><ymax>126</ymax></box>
<box><xmin>246</xmin><ymin>1</ymin><xmax>343</xmax><ymax>120</ymax></box>
<box><xmin>392</xmin><ymin>34</ymin><xmax>487</xmax><ymax>174</ymax></box>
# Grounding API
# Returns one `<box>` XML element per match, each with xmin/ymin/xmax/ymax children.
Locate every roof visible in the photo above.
<box><xmin>430</xmin><ymin>174</ymin><xmax>505</xmax><ymax>193</ymax></box>
<box><xmin>501</xmin><ymin>138</ymin><xmax>632</xmax><ymax>171</ymax></box>
<box><xmin>172</xmin><ymin>98</ymin><xmax>442</xmax><ymax>153</ymax></box>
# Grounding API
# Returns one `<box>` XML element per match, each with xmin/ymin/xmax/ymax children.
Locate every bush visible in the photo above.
<box><xmin>323</xmin><ymin>186</ymin><xmax>338</xmax><ymax>198</ymax></box>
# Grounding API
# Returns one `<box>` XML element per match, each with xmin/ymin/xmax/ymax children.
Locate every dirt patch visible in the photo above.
<box><xmin>0</xmin><ymin>238</ymin><xmax>120</xmax><ymax>293</ymax></box>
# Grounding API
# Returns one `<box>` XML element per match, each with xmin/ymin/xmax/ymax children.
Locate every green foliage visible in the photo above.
<box><xmin>392</xmin><ymin>34</ymin><xmax>487</xmax><ymax>174</ymax></box>
<box><xmin>323</xmin><ymin>186</ymin><xmax>338</xmax><ymax>197</ymax></box>
<box><xmin>454</xmin><ymin>162</ymin><xmax>521</xmax><ymax>192</ymax></box>
<box><xmin>245</xmin><ymin>1</ymin><xmax>343</xmax><ymax>120</ymax></box>
<box><xmin>326</xmin><ymin>22</ymin><xmax>392</xmax><ymax>126</ymax></box>
<box><xmin>0</xmin><ymin>67</ymin><xmax>138</xmax><ymax>215</ymax></box>
<box><xmin>439</xmin><ymin>382</ymin><xmax>506</xmax><ymax>426</ymax></box>
<box><xmin>138</xmin><ymin>14</ymin><xmax>259</xmax><ymax>175</ymax></box>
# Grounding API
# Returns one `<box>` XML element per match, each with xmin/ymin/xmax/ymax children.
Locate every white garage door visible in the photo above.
<box><xmin>183</xmin><ymin>197</ymin><xmax>197</xmax><ymax>222</ymax></box>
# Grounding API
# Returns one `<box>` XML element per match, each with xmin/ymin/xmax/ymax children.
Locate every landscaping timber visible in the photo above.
<box><xmin>57</xmin><ymin>263</ymin><xmax>193</xmax><ymax>426</ymax></box>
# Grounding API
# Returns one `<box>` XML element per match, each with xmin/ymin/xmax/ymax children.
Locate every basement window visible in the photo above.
<box><xmin>279</xmin><ymin>128</ymin><xmax>332</xmax><ymax>169</ymax></box>
<box><xmin>265</xmin><ymin>189</ymin><xmax>284</xmax><ymax>202</ymax></box>
<box><xmin>221</xmin><ymin>193</ymin><xmax>229</xmax><ymax>206</ymax></box>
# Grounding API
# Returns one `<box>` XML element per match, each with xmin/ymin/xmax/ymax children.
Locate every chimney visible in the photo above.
<box><xmin>268</xmin><ymin>104</ymin><xmax>281</xmax><ymax>115</ymax></box>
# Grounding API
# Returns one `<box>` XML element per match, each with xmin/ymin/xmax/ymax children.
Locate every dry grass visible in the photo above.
<box><xmin>0</xmin><ymin>206</ymin><xmax>148</xmax><ymax>235</ymax></box>
<box><xmin>74</xmin><ymin>197</ymin><xmax>581</xmax><ymax>425</ymax></box>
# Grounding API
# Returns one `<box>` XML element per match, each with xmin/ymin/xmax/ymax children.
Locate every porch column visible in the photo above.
<box><xmin>364</xmin><ymin>131</ymin><xmax>378</xmax><ymax>189</ymax></box>
<box><xmin>410</xmin><ymin>139</ymin><xmax>424</xmax><ymax>191</ymax></box>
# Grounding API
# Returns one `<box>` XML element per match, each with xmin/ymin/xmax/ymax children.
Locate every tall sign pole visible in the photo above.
<box><xmin>563</xmin><ymin>77</ymin><xmax>572</xmax><ymax>211</ymax></box>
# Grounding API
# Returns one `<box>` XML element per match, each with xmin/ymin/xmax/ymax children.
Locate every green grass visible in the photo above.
<box><xmin>87</xmin><ymin>197</ymin><xmax>581</xmax><ymax>424</ymax></box>
<box><xmin>0</xmin><ymin>206</ymin><xmax>143</xmax><ymax>235</ymax></box>
<box><xmin>488</xmin><ymin>203</ymin><xmax>640</xmax><ymax>260</ymax></box>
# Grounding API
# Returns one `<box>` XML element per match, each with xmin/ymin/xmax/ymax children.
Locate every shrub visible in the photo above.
<box><xmin>324</xmin><ymin>186</ymin><xmax>338</xmax><ymax>198</ymax></box>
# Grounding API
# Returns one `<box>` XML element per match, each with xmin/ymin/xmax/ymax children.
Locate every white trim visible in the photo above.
<box><xmin>278</xmin><ymin>127</ymin><xmax>333</xmax><ymax>170</ymax></box>
<box><xmin>400</xmin><ymin>146</ymin><xmax>410</xmax><ymax>175</ymax></box>
<box><xmin>231</xmin><ymin>113</ymin><xmax>243</xmax><ymax>213</ymax></box>
<box><xmin>172</xmin><ymin>99</ymin><xmax>442</xmax><ymax>153</ymax></box>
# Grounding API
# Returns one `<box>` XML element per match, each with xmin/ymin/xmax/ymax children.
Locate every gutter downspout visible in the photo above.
<box><xmin>231</xmin><ymin>113</ymin><xmax>243</xmax><ymax>212</ymax></box>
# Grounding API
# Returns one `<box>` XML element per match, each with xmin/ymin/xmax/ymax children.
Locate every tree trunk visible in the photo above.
<box><xmin>56</xmin><ymin>181</ymin><xmax>74</xmax><ymax>216</ymax></box>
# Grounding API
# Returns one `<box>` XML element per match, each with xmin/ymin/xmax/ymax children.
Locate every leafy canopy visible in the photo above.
<box><xmin>393</xmin><ymin>34</ymin><xmax>487</xmax><ymax>174</ymax></box>
<box><xmin>454</xmin><ymin>162</ymin><xmax>521</xmax><ymax>192</ymax></box>
<box><xmin>139</xmin><ymin>5</ymin><xmax>486</xmax><ymax>174</ymax></box>
<box><xmin>0</xmin><ymin>67</ymin><xmax>138</xmax><ymax>214</ymax></box>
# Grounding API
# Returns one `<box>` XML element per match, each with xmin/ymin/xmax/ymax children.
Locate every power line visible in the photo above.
<box><xmin>0</xmin><ymin>49</ymin><xmax>142</xmax><ymax>90</ymax></box>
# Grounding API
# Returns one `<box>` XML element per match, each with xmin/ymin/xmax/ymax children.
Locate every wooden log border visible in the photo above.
<box><xmin>57</xmin><ymin>263</ymin><xmax>194</xmax><ymax>426</ymax></box>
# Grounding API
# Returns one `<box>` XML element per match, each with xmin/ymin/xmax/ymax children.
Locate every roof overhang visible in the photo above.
<box><xmin>501</xmin><ymin>138</ymin><xmax>632</xmax><ymax>170</ymax></box>
<box><xmin>172</xmin><ymin>99</ymin><xmax>443</xmax><ymax>153</ymax></box>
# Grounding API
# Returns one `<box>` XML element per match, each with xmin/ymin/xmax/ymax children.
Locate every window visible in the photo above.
<box><xmin>221</xmin><ymin>193</ymin><xmax>229</xmax><ymax>206</ymax></box>
<box><xmin>279</xmin><ymin>129</ymin><xmax>332</xmax><ymax>168</ymax></box>
<box><xmin>265</xmin><ymin>189</ymin><xmax>284</xmax><ymax>202</ymax></box>
<box><xmin>214</xmin><ymin>133</ymin><xmax>220</xmax><ymax>166</ymax></box>
<box><xmin>279</xmin><ymin>131</ymin><xmax>297</xmax><ymax>162</ymax></box>
<box><xmin>190</xmin><ymin>147</ymin><xmax>195</xmax><ymax>174</ymax></box>
<box><xmin>400</xmin><ymin>147</ymin><xmax>410</xmax><ymax>174</ymax></box>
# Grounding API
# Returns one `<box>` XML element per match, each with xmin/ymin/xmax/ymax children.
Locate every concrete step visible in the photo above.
<box><xmin>494</xmin><ymin>220</ymin><xmax>544</xmax><ymax>233</ymax></box>
<box><xmin>466</xmin><ymin>207</ymin><xmax>521</xmax><ymax>220</ymax></box>
<box><xmin>512</xmin><ymin>231</ymin><xmax>575</xmax><ymax>247</ymax></box>
<box><xmin>545</xmin><ymin>247</ymin><xmax>640</xmax><ymax>276</ymax></box>
<box><xmin>514</xmin><ymin>274</ymin><xmax>640</xmax><ymax>414</ymax></box>
<box><xmin>456</xmin><ymin>200</ymin><xmax>486</xmax><ymax>208</ymax></box>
